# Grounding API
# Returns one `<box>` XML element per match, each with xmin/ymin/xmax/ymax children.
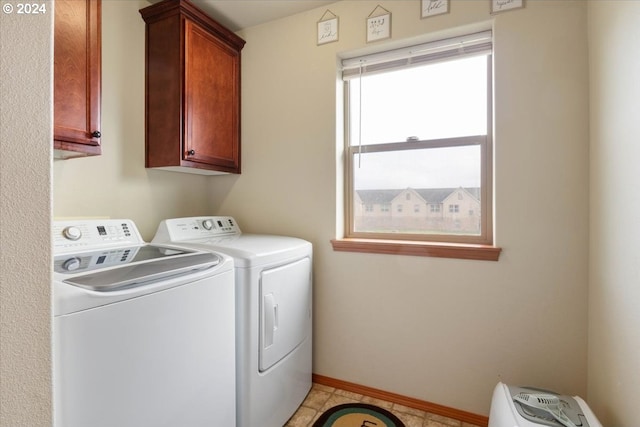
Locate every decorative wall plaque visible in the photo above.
<box><xmin>491</xmin><ymin>0</ymin><xmax>524</xmax><ymax>14</ymax></box>
<box><xmin>421</xmin><ymin>0</ymin><xmax>449</xmax><ymax>19</ymax></box>
<box><xmin>366</xmin><ymin>5</ymin><xmax>391</xmax><ymax>43</ymax></box>
<box><xmin>317</xmin><ymin>10</ymin><xmax>338</xmax><ymax>45</ymax></box>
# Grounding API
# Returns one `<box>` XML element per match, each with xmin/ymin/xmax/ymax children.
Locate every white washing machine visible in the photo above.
<box><xmin>153</xmin><ymin>216</ymin><xmax>313</xmax><ymax>427</ymax></box>
<box><xmin>489</xmin><ymin>382</ymin><xmax>602</xmax><ymax>427</ymax></box>
<box><xmin>53</xmin><ymin>219</ymin><xmax>236</xmax><ymax>427</ymax></box>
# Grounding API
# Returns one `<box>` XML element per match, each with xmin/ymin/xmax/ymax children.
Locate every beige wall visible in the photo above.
<box><xmin>211</xmin><ymin>0</ymin><xmax>591</xmax><ymax>416</ymax></box>
<box><xmin>53</xmin><ymin>0</ymin><xmax>214</xmax><ymax>239</ymax></box>
<box><xmin>5</xmin><ymin>0</ymin><xmax>639</xmax><ymax>424</ymax></box>
<box><xmin>588</xmin><ymin>2</ymin><xmax>640</xmax><ymax>426</ymax></box>
<box><xmin>0</xmin><ymin>4</ymin><xmax>53</xmax><ymax>426</ymax></box>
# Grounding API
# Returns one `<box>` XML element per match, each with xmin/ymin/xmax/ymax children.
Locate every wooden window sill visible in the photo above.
<box><xmin>331</xmin><ymin>238</ymin><xmax>501</xmax><ymax>261</ymax></box>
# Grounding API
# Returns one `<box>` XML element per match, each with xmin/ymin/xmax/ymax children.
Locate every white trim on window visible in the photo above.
<box><xmin>341</xmin><ymin>30</ymin><xmax>492</xmax><ymax>79</ymax></box>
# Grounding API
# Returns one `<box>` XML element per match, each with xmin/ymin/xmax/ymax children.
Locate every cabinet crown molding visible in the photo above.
<box><xmin>140</xmin><ymin>0</ymin><xmax>245</xmax><ymax>51</ymax></box>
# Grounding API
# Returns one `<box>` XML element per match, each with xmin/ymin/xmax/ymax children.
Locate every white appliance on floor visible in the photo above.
<box><xmin>489</xmin><ymin>382</ymin><xmax>602</xmax><ymax>427</ymax></box>
<box><xmin>153</xmin><ymin>216</ymin><xmax>313</xmax><ymax>427</ymax></box>
<box><xmin>53</xmin><ymin>219</ymin><xmax>236</xmax><ymax>427</ymax></box>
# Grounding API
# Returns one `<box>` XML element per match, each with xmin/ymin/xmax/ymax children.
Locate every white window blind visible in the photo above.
<box><xmin>341</xmin><ymin>30</ymin><xmax>492</xmax><ymax>80</ymax></box>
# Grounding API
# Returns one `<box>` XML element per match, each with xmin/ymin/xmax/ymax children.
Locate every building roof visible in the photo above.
<box><xmin>356</xmin><ymin>189</ymin><xmax>403</xmax><ymax>204</ymax></box>
<box><xmin>414</xmin><ymin>188</ymin><xmax>457</xmax><ymax>204</ymax></box>
<box><xmin>356</xmin><ymin>188</ymin><xmax>480</xmax><ymax>204</ymax></box>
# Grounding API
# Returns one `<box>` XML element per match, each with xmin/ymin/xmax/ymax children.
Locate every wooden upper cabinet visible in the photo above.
<box><xmin>140</xmin><ymin>0</ymin><xmax>245</xmax><ymax>175</ymax></box>
<box><xmin>54</xmin><ymin>0</ymin><xmax>102</xmax><ymax>159</ymax></box>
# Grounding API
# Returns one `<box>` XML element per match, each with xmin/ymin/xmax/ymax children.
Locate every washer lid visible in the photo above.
<box><xmin>63</xmin><ymin>252</ymin><xmax>221</xmax><ymax>292</ymax></box>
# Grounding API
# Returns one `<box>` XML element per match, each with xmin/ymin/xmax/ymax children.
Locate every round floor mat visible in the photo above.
<box><xmin>312</xmin><ymin>403</ymin><xmax>406</xmax><ymax>427</ymax></box>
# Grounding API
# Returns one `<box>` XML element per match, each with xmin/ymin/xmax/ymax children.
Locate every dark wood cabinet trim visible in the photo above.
<box><xmin>140</xmin><ymin>0</ymin><xmax>245</xmax><ymax>175</ymax></box>
<box><xmin>139</xmin><ymin>0</ymin><xmax>244</xmax><ymax>51</ymax></box>
<box><xmin>54</xmin><ymin>0</ymin><xmax>102</xmax><ymax>158</ymax></box>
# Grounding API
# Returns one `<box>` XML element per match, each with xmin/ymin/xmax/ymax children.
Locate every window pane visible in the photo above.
<box><xmin>352</xmin><ymin>145</ymin><xmax>482</xmax><ymax>236</ymax></box>
<box><xmin>349</xmin><ymin>55</ymin><xmax>487</xmax><ymax>145</ymax></box>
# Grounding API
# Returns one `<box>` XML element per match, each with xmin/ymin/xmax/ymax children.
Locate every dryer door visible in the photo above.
<box><xmin>259</xmin><ymin>257</ymin><xmax>311</xmax><ymax>372</ymax></box>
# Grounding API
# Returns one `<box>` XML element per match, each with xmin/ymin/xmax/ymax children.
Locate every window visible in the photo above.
<box><xmin>334</xmin><ymin>31</ymin><xmax>499</xmax><ymax>260</ymax></box>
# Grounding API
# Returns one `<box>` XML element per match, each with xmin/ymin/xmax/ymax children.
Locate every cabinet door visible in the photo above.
<box><xmin>184</xmin><ymin>20</ymin><xmax>241</xmax><ymax>173</ymax></box>
<box><xmin>54</xmin><ymin>0</ymin><xmax>101</xmax><ymax>157</ymax></box>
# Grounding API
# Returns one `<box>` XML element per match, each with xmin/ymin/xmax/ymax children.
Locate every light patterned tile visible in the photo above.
<box><xmin>392</xmin><ymin>403</ymin><xmax>427</xmax><ymax>418</ymax></box>
<box><xmin>288</xmin><ymin>384</ymin><xmax>476</xmax><ymax>427</ymax></box>
<box><xmin>361</xmin><ymin>395</ymin><xmax>394</xmax><ymax>409</ymax></box>
<box><xmin>396</xmin><ymin>411</ymin><xmax>426</xmax><ymax>427</ymax></box>
<box><xmin>424</xmin><ymin>420</ymin><xmax>459</xmax><ymax>427</ymax></box>
<box><xmin>319</xmin><ymin>393</ymin><xmax>361</xmax><ymax>412</ymax></box>
<box><xmin>425</xmin><ymin>413</ymin><xmax>462</xmax><ymax>427</ymax></box>
<box><xmin>310</xmin><ymin>409</ymin><xmax>322</xmax><ymax>425</ymax></box>
<box><xmin>334</xmin><ymin>388</ymin><xmax>364</xmax><ymax>401</ymax></box>
<box><xmin>285</xmin><ymin>406</ymin><xmax>317</xmax><ymax>427</ymax></box>
<box><xmin>302</xmin><ymin>388</ymin><xmax>332</xmax><ymax>410</ymax></box>
<box><xmin>311</xmin><ymin>383</ymin><xmax>335</xmax><ymax>393</ymax></box>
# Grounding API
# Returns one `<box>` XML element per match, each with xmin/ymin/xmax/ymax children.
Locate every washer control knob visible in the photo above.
<box><xmin>63</xmin><ymin>226</ymin><xmax>82</xmax><ymax>241</ymax></box>
<box><xmin>62</xmin><ymin>257</ymin><xmax>81</xmax><ymax>271</ymax></box>
<box><xmin>202</xmin><ymin>219</ymin><xmax>214</xmax><ymax>230</ymax></box>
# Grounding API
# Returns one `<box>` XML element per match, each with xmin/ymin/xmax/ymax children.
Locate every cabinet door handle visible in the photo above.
<box><xmin>187</xmin><ymin>149</ymin><xmax>195</xmax><ymax>156</ymax></box>
<box><xmin>91</xmin><ymin>131</ymin><xmax>101</xmax><ymax>138</ymax></box>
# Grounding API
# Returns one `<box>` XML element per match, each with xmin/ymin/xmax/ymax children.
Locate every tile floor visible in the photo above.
<box><xmin>285</xmin><ymin>383</ymin><xmax>483</xmax><ymax>427</ymax></box>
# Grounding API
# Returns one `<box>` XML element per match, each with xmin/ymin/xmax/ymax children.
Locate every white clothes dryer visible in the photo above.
<box><xmin>153</xmin><ymin>216</ymin><xmax>313</xmax><ymax>427</ymax></box>
<box><xmin>53</xmin><ymin>219</ymin><xmax>236</xmax><ymax>427</ymax></box>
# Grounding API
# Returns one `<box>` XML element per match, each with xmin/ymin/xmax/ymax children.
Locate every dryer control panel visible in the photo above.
<box><xmin>153</xmin><ymin>216</ymin><xmax>241</xmax><ymax>242</ymax></box>
<box><xmin>53</xmin><ymin>219</ymin><xmax>144</xmax><ymax>254</ymax></box>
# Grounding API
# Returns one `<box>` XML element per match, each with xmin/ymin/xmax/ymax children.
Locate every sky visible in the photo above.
<box><xmin>349</xmin><ymin>55</ymin><xmax>487</xmax><ymax>190</ymax></box>
<box><xmin>353</xmin><ymin>145</ymin><xmax>481</xmax><ymax>190</ymax></box>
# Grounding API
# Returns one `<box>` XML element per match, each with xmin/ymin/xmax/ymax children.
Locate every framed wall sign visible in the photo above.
<box><xmin>421</xmin><ymin>0</ymin><xmax>449</xmax><ymax>19</ymax></box>
<box><xmin>367</xmin><ymin>5</ymin><xmax>391</xmax><ymax>43</ymax></box>
<box><xmin>317</xmin><ymin>10</ymin><xmax>338</xmax><ymax>45</ymax></box>
<box><xmin>491</xmin><ymin>0</ymin><xmax>524</xmax><ymax>14</ymax></box>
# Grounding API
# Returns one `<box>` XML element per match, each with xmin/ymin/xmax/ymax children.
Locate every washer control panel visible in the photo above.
<box><xmin>53</xmin><ymin>219</ymin><xmax>144</xmax><ymax>254</ymax></box>
<box><xmin>54</xmin><ymin>247</ymin><xmax>141</xmax><ymax>274</ymax></box>
<box><xmin>153</xmin><ymin>216</ymin><xmax>241</xmax><ymax>242</ymax></box>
